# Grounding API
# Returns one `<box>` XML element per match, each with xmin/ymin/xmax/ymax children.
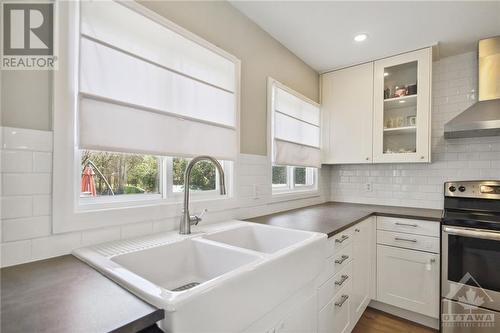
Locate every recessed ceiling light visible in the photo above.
<box><xmin>384</xmin><ymin>72</ymin><xmax>389</xmax><ymax>77</ymax></box>
<box><xmin>354</xmin><ymin>33</ymin><xmax>368</xmax><ymax>42</ymax></box>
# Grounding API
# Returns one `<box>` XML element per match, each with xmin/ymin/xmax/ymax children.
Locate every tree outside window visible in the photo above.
<box><xmin>80</xmin><ymin>151</ymin><xmax>220</xmax><ymax>198</ymax></box>
<box><xmin>272</xmin><ymin>165</ymin><xmax>316</xmax><ymax>192</ymax></box>
<box><xmin>172</xmin><ymin>158</ymin><xmax>216</xmax><ymax>192</ymax></box>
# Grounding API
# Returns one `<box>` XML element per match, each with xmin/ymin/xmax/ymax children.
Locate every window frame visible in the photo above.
<box><xmin>267</xmin><ymin>77</ymin><xmax>320</xmax><ymax>197</ymax></box>
<box><xmin>52</xmin><ymin>1</ymin><xmax>241</xmax><ymax>233</ymax></box>
<box><xmin>77</xmin><ymin>153</ymin><xmax>232</xmax><ymax>209</ymax></box>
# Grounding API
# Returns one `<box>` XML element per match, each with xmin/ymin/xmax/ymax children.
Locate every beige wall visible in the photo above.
<box><xmin>1</xmin><ymin>70</ymin><xmax>52</xmax><ymax>131</ymax></box>
<box><xmin>0</xmin><ymin>1</ymin><xmax>319</xmax><ymax>155</ymax></box>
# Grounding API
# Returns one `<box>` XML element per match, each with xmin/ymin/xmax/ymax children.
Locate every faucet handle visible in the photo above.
<box><xmin>191</xmin><ymin>208</ymin><xmax>208</xmax><ymax>225</ymax></box>
<box><xmin>198</xmin><ymin>208</ymin><xmax>208</xmax><ymax>219</ymax></box>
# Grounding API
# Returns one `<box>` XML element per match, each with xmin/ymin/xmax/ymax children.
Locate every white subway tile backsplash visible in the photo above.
<box><xmin>31</xmin><ymin>233</ymin><xmax>82</xmax><ymax>261</ymax></box>
<box><xmin>81</xmin><ymin>227</ymin><xmax>121</xmax><ymax>246</ymax></box>
<box><xmin>33</xmin><ymin>195</ymin><xmax>51</xmax><ymax>216</ymax></box>
<box><xmin>239</xmin><ymin>175</ymin><xmax>268</xmax><ymax>186</ymax></box>
<box><xmin>2</xmin><ymin>216</ymin><xmax>51</xmax><ymax>242</ymax></box>
<box><xmin>33</xmin><ymin>152</ymin><xmax>52</xmax><ymax>172</ymax></box>
<box><xmin>1</xmin><ymin>150</ymin><xmax>33</xmax><ymax>173</ymax></box>
<box><xmin>2</xmin><ymin>173</ymin><xmax>51</xmax><ymax>195</ymax></box>
<box><xmin>2</xmin><ymin>127</ymin><xmax>52</xmax><ymax>152</ymax></box>
<box><xmin>1</xmin><ymin>196</ymin><xmax>33</xmax><ymax>219</ymax></box>
<box><xmin>152</xmin><ymin>218</ymin><xmax>177</xmax><ymax>233</ymax></box>
<box><xmin>2</xmin><ymin>127</ymin><xmax>53</xmax><ymax>152</ymax></box>
<box><xmin>1</xmin><ymin>240</ymin><xmax>32</xmax><ymax>267</ymax></box>
<box><xmin>468</xmin><ymin>160</ymin><xmax>490</xmax><ymax>169</ymax></box>
<box><xmin>120</xmin><ymin>222</ymin><xmax>154</xmax><ymax>239</ymax></box>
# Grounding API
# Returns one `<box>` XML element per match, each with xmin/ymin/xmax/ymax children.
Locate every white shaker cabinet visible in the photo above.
<box><xmin>246</xmin><ymin>294</ymin><xmax>317</xmax><ymax>333</ymax></box>
<box><xmin>377</xmin><ymin>245</ymin><xmax>439</xmax><ymax>318</ymax></box>
<box><xmin>274</xmin><ymin>295</ymin><xmax>316</xmax><ymax>333</ymax></box>
<box><xmin>349</xmin><ymin>217</ymin><xmax>375</xmax><ymax>328</ymax></box>
<box><xmin>321</xmin><ymin>63</ymin><xmax>374</xmax><ymax>164</ymax></box>
<box><xmin>372</xmin><ymin>48</ymin><xmax>432</xmax><ymax>163</ymax></box>
<box><xmin>376</xmin><ymin>217</ymin><xmax>440</xmax><ymax>319</ymax></box>
<box><xmin>318</xmin><ymin>282</ymin><xmax>352</xmax><ymax>333</ymax></box>
<box><xmin>318</xmin><ymin>217</ymin><xmax>375</xmax><ymax>333</ymax></box>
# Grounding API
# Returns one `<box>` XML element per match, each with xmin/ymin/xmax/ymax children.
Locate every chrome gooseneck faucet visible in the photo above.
<box><xmin>179</xmin><ymin>156</ymin><xmax>226</xmax><ymax>235</ymax></box>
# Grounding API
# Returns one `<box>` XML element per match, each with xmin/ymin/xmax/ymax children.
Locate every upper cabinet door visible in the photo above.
<box><xmin>321</xmin><ymin>62</ymin><xmax>374</xmax><ymax>164</ymax></box>
<box><xmin>373</xmin><ymin>48</ymin><xmax>432</xmax><ymax>163</ymax></box>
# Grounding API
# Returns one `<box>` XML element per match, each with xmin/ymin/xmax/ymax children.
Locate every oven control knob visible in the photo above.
<box><xmin>449</xmin><ymin>186</ymin><xmax>456</xmax><ymax>192</ymax></box>
<box><xmin>458</xmin><ymin>186</ymin><xmax>466</xmax><ymax>192</ymax></box>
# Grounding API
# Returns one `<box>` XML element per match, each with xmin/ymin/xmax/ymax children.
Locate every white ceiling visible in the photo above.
<box><xmin>230</xmin><ymin>1</ymin><xmax>500</xmax><ymax>72</ymax></box>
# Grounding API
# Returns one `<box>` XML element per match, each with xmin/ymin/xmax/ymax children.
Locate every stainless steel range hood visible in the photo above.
<box><xmin>444</xmin><ymin>36</ymin><xmax>500</xmax><ymax>139</ymax></box>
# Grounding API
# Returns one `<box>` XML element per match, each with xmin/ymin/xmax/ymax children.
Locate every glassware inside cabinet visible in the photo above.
<box><xmin>382</xmin><ymin>61</ymin><xmax>418</xmax><ymax>155</ymax></box>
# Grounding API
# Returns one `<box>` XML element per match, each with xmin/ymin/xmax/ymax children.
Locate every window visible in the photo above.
<box><xmin>74</xmin><ymin>0</ymin><xmax>238</xmax><ymax>206</ymax></box>
<box><xmin>272</xmin><ymin>166</ymin><xmax>316</xmax><ymax>192</ymax></box>
<box><xmin>80</xmin><ymin>150</ymin><xmax>161</xmax><ymax>199</ymax></box>
<box><xmin>269</xmin><ymin>78</ymin><xmax>320</xmax><ymax>194</ymax></box>
<box><xmin>79</xmin><ymin>151</ymin><xmax>228</xmax><ymax>205</ymax></box>
<box><xmin>53</xmin><ymin>1</ymin><xmax>240</xmax><ymax>233</ymax></box>
<box><xmin>272</xmin><ymin>166</ymin><xmax>288</xmax><ymax>187</ymax></box>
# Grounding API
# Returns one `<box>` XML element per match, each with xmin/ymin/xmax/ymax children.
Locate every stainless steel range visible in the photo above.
<box><xmin>441</xmin><ymin>181</ymin><xmax>500</xmax><ymax>333</ymax></box>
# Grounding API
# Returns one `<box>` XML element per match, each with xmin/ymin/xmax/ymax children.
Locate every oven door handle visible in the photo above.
<box><xmin>443</xmin><ymin>226</ymin><xmax>500</xmax><ymax>241</ymax></box>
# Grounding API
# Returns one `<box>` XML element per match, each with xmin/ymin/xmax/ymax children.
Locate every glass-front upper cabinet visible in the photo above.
<box><xmin>373</xmin><ymin>48</ymin><xmax>432</xmax><ymax>163</ymax></box>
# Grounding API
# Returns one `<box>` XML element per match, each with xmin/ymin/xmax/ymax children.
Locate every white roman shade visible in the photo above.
<box><xmin>78</xmin><ymin>0</ymin><xmax>238</xmax><ymax>160</ymax></box>
<box><xmin>272</xmin><ymin>84</ymin><xmax>321</xmax><ymax>168</ymax></box>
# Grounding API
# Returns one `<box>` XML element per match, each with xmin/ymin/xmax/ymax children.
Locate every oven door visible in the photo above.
<box><xmin>442</xmin><ymin>299</ymin><xmax>499</xmax><ymax>333</ymax></box>
<box><xmin>442</xmin><ymin>225</ymin><xmax>500</xmax><ymax>312</ymax></box>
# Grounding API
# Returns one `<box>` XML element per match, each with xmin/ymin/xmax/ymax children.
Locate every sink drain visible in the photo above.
<box><xmin>172</xmin><ymin>282</ymin><xmax>200</xmax><ymax>292</ymax></box>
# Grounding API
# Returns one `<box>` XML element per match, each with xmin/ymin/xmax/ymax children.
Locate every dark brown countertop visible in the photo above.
<box><xmin>247</xmin><ymin>201</ymin><xmax>442</xmax><ymax>238</ymax></box>
<box><xmin>1</xmin><ymin>255</ymin><xmax>164</xmax><ymax>333</ymax></box>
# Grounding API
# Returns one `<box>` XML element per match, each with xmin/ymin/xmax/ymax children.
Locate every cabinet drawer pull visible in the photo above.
<box><xmin>394</xmin><ymin>237</ymin><xmax>417</xmax><ymax>243</ymax></box>
<box><xmin>335</xmin><ymin>235</ymin><xmax>349</xmax><ymax>243</ymax></box>
<box><xmin>395</xmin><ymin>222</ymin><xmax>418</xmax><ymax>227</ymax></box>
<box><xmin>335</xmin><ymin>255</ymin><xmax>349</xmax><ymax>264</ymax></box>
<box><xmin>335</xmin><ymin>295</ymin><xmax>349</xmax><ymax>307</ymax></box>
<box><xmin>335</xmin><ymin>275</ymin><xmax>349</xmax><ymax>286</ymax></box>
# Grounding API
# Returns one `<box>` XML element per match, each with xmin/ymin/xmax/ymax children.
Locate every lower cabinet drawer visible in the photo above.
<box><xmin>377</xmin><ymin>216</ymin><xmax>439</xmax><ymax>237</ymax></box>
<box><xmin>318</xmin><ymin>281</ymin><xmax>352</xmax><ymax>333</ymax></box>
<box><xmin>322</xmin><ymin>243</ymin><xmax>353</xmax><ymax>280</ymax></box>
<box><xmin>377</xmin><ymin>230</ymin><xmax>440</xmax><ymax>253</ymax></box>
<box><xmin>318</xmin><ymin>262</ymin><xmax>352</xmax><ymax>311</ymax></box>
<box><xmin>326</xmin><ymin>229</ymin><xmax>353</xmax><ymax>258</ymax></box>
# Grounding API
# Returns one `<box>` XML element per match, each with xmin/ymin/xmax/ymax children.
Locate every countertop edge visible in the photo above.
<box><xmin>110</xmin><ymin>308</ymin><xmax>165</xmax><ymax>333</ymax></box>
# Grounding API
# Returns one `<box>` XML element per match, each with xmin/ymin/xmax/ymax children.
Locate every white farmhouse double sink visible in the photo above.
<box><xmin>74</xmin><ymin>221</ymin><xmax>326</xmax><ymax>333</ymax></box>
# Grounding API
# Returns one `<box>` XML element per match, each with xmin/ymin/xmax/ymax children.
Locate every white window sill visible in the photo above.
<box><xmin>270</xmin><ymin>189</ymin><xmax>320</xmax><ymax>203</ymax></box>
